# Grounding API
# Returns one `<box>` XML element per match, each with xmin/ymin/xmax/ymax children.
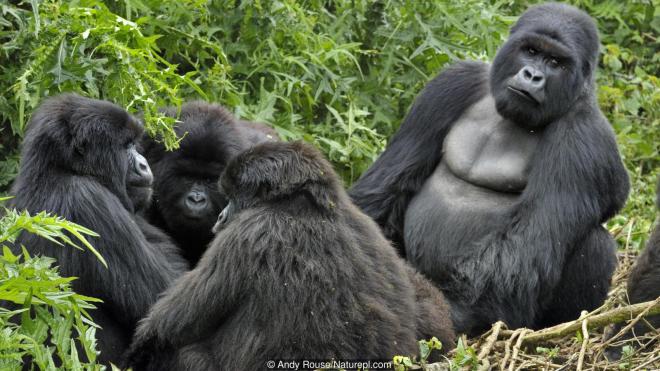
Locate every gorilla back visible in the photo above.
<box><xmin>350</xmin><ymin>3</ymin><xmax>629</xmax><ymax>335</ymax></box>
<box><xmin>126</xmin><ymin>141</ymin><xmax>455</xmax><ymax>371</ymax></box>
<box><xmin>9</xmin><ymin>94</ymin><xmax>186</xmax><ymax>363</ymax></box>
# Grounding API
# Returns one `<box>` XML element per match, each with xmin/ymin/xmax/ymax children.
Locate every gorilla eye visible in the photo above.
<box><xmin>549</xmin><ymin>57</ymin><xmax>564</xmax><ymax>69</ymax></box>
<box><xmin>527</xmin><ymin>47</ymin><xmax>538</xmax><ymax>55</ymax></box>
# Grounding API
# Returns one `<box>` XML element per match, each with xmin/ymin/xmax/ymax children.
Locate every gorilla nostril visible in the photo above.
<box><xmin>523</xmin><ymin>68</ymin><xmax>533</xmax><ymax>79</ymax></box>
<box><xmin>134</xmin><ymin>156</ymin><xmax>152</xmax><ymax>178</ymax></box>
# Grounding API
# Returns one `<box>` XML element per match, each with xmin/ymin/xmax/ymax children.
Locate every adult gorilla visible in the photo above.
<box><xmin>141</xmin><ymin>102</ymin><xmax>250</xmax><ymax>265</ymax></box>
<box><xmin>350</xmin><ymin>3</ymin><xmax>629</xmax><ymax>335</ymax></box>
<box><xmin>125</xmin><ymin>141</ymin><xmax>455</xmax><ymax>370</ymax></box>
<box><xmin>9</xmin><ymin>94</ymin><xmax>187</xmax><ymax>363</ymax></box>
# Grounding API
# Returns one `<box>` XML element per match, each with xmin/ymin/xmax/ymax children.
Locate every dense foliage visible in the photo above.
<box><xmin>0</xmin><ymin>1</ymin><xmax>657</xmax><ymax>368</ymax></box>
<box><xmin>2</xmin><ymin>1</ymin><xmax>654</xmax><ymax>191</ymax></box>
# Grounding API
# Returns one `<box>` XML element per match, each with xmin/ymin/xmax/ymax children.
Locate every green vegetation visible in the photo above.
<box><xmin>1</xmin><ymin>0</ymin><xmax>657</xmax><ymax>220</ymax></box>
<box><xmin>0</xmin><ymin>0</ymin><xmax>657</xmax><ymax>369</ymax></box>
<box><xmin>2</xmin><ymin>1</ymin><xmax>654</xmax><ymax>199</ymax></box>
<box><xmin>0</xmin><ymin>204</ymin><xmax>105</xmax><ymax>369</ymax></box>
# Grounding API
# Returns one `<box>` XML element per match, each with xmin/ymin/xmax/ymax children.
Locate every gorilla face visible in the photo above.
<box><xmin>153</xmin><ymin>159</ymin><xmax>226</xmax><ymax>236</ymax></box>
<box><xmin>489</xmin><ymin>4</ymin><xmax>598</xmax><ymax>128</ymax></box>
<box><xmin>490</xmin><ymin>35</ymin><xmax>582</xmax><ymax>129</ymax></box>
<box><xmin>126</xmin><ymin>143</ymin><xmax>154</xmax><ymax>212</ymax></box>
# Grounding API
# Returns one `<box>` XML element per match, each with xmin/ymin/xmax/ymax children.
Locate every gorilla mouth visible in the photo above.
<box><xmin>507</xmin><ymin>86</ymin><xmax>539</xmax><ymax>105</ymax></box>
<box><xmin>127</xmin><ymin>181</ymin><xmax>152</xmax><ymax>189</ymax></box>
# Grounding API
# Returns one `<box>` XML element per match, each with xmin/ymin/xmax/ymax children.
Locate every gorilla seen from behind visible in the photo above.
<box><xmin>8</xmin><ymin>94</ymin><xmax>187</xmax><ymax>363</ymax></box>
<box><xmin>126</xmin><ymin>141</ymin><xmax>455</xmax><ymax>371</ymax></box>
<box><xmin>350</xmin><ymin>3</ymin><xmax>629</xmax><ymax>336</ymax></box>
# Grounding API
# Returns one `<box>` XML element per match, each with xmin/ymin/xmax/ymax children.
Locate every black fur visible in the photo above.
<box><xmin>625</xmin><ymin>179</ymin><xmax>660</xmax><ymax>331</ymax></box>
<box><xmin>142</xmin><ymin>102</ymin><xmax>249</xmax><ymax>265</ymax></box>
<box><xmin>8</xmin><ymin>94</ymin><xmax>187</xmax><ymax>364</ymax></box>
<box><xmin>125</xmin><ymin>141</ymin><xmax>455</xmax><ymax>370</ymax></box>
<box><xmin>350</xmin><ymin>3</ymin><xmax>629</xmax><ymax>335</ymax></box>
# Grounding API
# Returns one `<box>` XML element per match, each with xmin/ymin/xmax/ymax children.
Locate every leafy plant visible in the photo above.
<box><xmin>0</xmin><ymin>205</ymin><xmax>105</xmax><ymax>370</ymax></box>
<box><xmin>392</xmin><ymin>336</ymin><xmax>444</xmax><ymax>370</ymax></box>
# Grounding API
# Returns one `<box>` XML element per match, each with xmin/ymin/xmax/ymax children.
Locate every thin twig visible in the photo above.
<box><xmin>596</xmin><ymin>296</ymin><xmax>660</xmax><ymax>350</ymax></box>
<box><xmin>500</xmin><ymin>329</ymin><xmax>521</xmax><ymax>371</ymax></box>
<box><xmin>498</xmin><ymin>299</ymin><xmax>660</xmax><ymax>344</ymax></box>
<box><xmin>576</xmin><ymin>311</ymin><xmax>589</xmax><ymax>371</ymax></box>
<box><xmin>631</xmin><ymin>353</ymin><xmax>660</xmax><ymax>371</ymax></box>
<box><xmin>507</xmin><ymin>329</ymin><xmax>529</xmax><ymax>371</ymax></box>
<box><xmin>478</xmin><ymin>321</ymin><xmax>504</xmax><ymax>360</ymax></box>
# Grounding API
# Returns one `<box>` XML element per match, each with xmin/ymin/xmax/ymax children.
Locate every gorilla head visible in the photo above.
<box><xmin>490</xmin><ymin>3</ymin><xmax>599</xmax><ymax>128</ymax></box>
<box><xmin>141</xmin><ymin>102</ymin><xmax>248</xmax><ymax>264</ymax></box>
<box><xmin>19</xmin><ymin>94</ymin><xmax>151</xmax><ymax>212</ymax></box>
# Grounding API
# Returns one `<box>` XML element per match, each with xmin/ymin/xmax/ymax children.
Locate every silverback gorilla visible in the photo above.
<box><xmin>141</xmin><ymin>102</ymin><xmax>250</xmax><ymax>265</ymax></box>
<box><xmin>125</xmin><ymin>141</ymin><xmax>455</xmax><ymax>370</ymax></box>
<box><xmin>9</xmin><ymin>94</ymin><xmax>187</xmax><ymax>363</ymax></box>
<box><xmin>350</xmin><ymin>3</ymin><xmax>629</xmax><ymax>335</ymax></box>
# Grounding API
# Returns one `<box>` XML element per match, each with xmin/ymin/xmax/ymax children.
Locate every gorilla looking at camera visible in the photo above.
<box><xmin>141</xmin><ymin>102</ymin><xmax>250</xmax><ymax>265</ymax></box>
<box><xmin>126</xmin><ymin>141</ymin><xmax>455</xmax><ymax>371</ymax></box>
<box><xmin>8</xmin><ymin>94</ymin><xmax>187</xmax><ymax>363</ymax></box>
<box><xmin>350</xmin><ymin>3</ymin><xmax>629</xmax><ymax>335</ymax></box>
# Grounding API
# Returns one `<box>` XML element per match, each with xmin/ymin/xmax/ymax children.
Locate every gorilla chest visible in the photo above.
<box><xmin>443</xmin><ymin>95</ymin><xmax>540</xmax><ymax>193</ymax></box>
<box><xmin>404</xmin><ymin>96</ymin><xmax>540</xmax><ymax>253</ymax></box>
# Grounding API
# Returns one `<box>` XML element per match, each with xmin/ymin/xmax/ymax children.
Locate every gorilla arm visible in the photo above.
<box><xmin>349</xmin><ymin>61</ymin><xmax>489</xmax><ymax>249</ymax></box>
<box><xmin>68</xmin><ymin>181</ymin><xmax>185</xmax><ymax>327</ymax></box>
<box><xmin>128</xmin><ymin>218</ymin><xmax>248</xmax><ymax>352</ymax></box>
<box><xmin>453</xmin><ymin>106</ymin><xmax>629</xmax><ymax>327</ymax></box>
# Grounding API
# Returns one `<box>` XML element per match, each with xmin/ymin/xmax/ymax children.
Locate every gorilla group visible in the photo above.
<box><xmin>138</xmin><ymin>102</ymin><xmax>279</xmax><ymax>265</ymax></box>
<box><xmin>8</xmin><ymin>94</ymin><xmax>188</xmax><ymax>364</ymax></box>
<box><xmin>125</xmin><ymin>141</ymin><xmax>455</xmax><ymax>370</ymax></box>
<box><xmin>10</xmin><ymin>96</ymin><xmax>456</xmax><ymax>367</ymax></box>
<box><xmin>350</xmin><ymin>2</ymin><xmax>630</xmax><ymax>335</ymax></box>
<box><xmin>8</xmin><ymin>1</ymin><xmax>644</xmax><ymax>368</ymax></box>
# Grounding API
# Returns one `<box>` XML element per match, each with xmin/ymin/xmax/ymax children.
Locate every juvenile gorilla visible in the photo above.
<box><xmin>141</xmin><ymin>102</ymin><xmax>249</xmax><ymax>265</ymax></box>
<box><xmin>9</xmin><ymin>94</ymin><xmax>187</xmax><ymax>363</ymax></box>
<box><xmin>350</xmin><ymin>3</ymin><xmax>629</xmax><ymax>335</ymax></box>
<box><xmin>126</xmin><ymin>141</ymin><xmax>455</xmax><ymax>370</ymax></box>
